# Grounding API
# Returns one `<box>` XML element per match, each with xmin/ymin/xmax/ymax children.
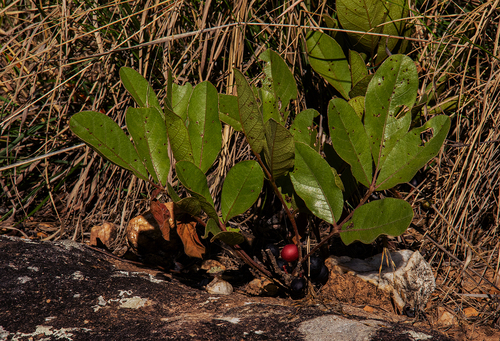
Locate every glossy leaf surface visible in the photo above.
<box><xmin>375</xmin><ymin>115</ymin><xmax>450</xmax><ymax>190</ymax></box>
<box><xmin>126</xmin><ymin>107</ymin><xmax>170</xmax><ymax>186</ymax></box>
<box><xmin>263</xmin><ymin>119</ymin><xmax>295</xmax><ymax>179</ymax></box>
<box><xmin>306</xmin><ymin>31</ymin><xmax>351</xmax><ymax>100</ymax></box>
<box><xmin>290</xmin><ymin>142</ymin><xmax>343</xmax><ymax>224</ymax></box>
<box><xmin>188</xmin><ymin>81</ymin><xmax>222</xmax><ymax>173</ymax></box>
<box><xmin>328</xmin><ymin>98</ymin><xmax>372</xmax><ymax>187</ymax></box>
<box><xmin>364</xmin><ymin>55</ymin><xmax>418</xmax><ymax>169</ymax></box>
<box><xmin>221</xmin><ymin>160</ymin><xmax>264</xmax><ymax>223</ymax></box>
<box><xmin>218</xmin><ymin>94</ymin><xmax>242</xmax><ymax>131</ymax></box>
<box><xmin>259</xmin><ymin>49</ymin><xmax>297</xmax><ymax>123</ymax></box>
<box><xmin>234</xmin><ymin>68</ymin><xmax>265</xmax><ymax>153</ymax></box>
<box><xmin>341</xmin><ymin>198</ymin><xmax>413</xmax><ymax>245</ymax></box>
<box><xmin>164</xmin><ymin>107</ymin><xmax>194</xmax><ymax>163</ymax></box>
<box><xmin>69</xmin><ymin>111</ymin><xmax>148</xmax><ymax>180</ymax></box>
<box><xmin>172</xmin><ymin>82</ymin><xmax>193</xmax><ymax>121</ymax></box>
<box><xmin>120</xmin><ymin>67</ymin><xmax>161</xmax><ymax>114</ymax></box>
<box><xmin>289</xmin><ymin>109</ymin><xmax>319</xmax><ymax>147</ymax></box>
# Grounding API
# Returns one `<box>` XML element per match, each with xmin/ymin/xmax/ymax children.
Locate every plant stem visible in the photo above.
<box><xmin>192</xmin><ymin>214</ymin><xmax>272</xmax><ymax>277</ymax></box>
<box><xmin>301</xmin><ymin>186</ymin><xmax>374</xmax><ymax>263</ymax></box>
<box><xmin>253</xmin><ymin>153</ymin><xmax>302</xmax><ymax>260</ymax></box>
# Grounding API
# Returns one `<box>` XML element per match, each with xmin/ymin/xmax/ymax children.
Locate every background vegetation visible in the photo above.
<box><xmin>1</xmin><ymin>0</ymin><xmax>499</xmax><ymax>331</ymax></box>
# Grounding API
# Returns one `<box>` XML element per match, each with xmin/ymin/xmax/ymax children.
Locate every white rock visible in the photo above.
<box><xmin>206</xmin><ymin>277</ymin><xmax>233</xmax><ymax>295</ymax></box>
<box><xmin>326</xmin><ymin>250</ymin><xmax>435</xmax><ymax>311</ymax></box>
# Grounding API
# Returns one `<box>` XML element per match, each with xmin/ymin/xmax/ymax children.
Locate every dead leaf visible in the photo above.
<box><xmin>176</xmin><ymin>221</ymin><xmax>205</xmax><ymax>259</ymax></box>
<box><xmin>90</xmin><ymin>222</ymin><xmax>117</xmax><ymax>248</ymax></box>
<box><xmin>151</xmin><ymin>200</ymin><xmax>171</xmax><ymax>241</ymax></box>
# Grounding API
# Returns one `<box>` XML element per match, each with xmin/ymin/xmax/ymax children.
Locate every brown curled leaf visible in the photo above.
<box><xmin>151</xmin><ymin>200</ymin><xmax>172</xmax><ymax>241</ymax></box>
<box><xmin>176</xmin><ymin>221</ymin><xmax>205</xmax><ymax>259</ymax></box>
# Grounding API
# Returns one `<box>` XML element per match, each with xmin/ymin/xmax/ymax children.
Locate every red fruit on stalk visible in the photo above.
<box><xmin>281</xmin><ymin>244</ymin><xmax>299</xmax><ymax>262</ymax></box>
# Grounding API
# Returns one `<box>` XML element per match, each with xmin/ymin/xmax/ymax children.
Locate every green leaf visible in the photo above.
<box><xmin>221</xmin><ymin>160</ymin><xmax>264</xmax><ymax>223</ymax></box>
<box><xmin>290</xmin><ymin>142</ymin><xmax>343</xmax><ymax>224</ymax></box>
<box><xmin>328</xmin><ymin>98</ymin><xmax>372</xmax><ymax>187</ymax></box>
<box><xmin>69</xmin><ymin>111</ymin><xmax>148</xmax><ymax>180</ymax></box>
<box><xmin>341</xmin><ymin>198</ymin><xmax>413</xmax><ymax>245</ymax></box>
<box><xmin>337</xmin><ymin>0</ymin><xmax>385</xmax><ymax>53</ymax></box>
<box><xmin>175</xmin><ymin>197</ymin><xmax>202</xmax><ymax>217</ymax></box>
<box><xmin>374</xmin><ymin>0</ymin><xmax>409</xmax><ymax>63</ymax></box>
<box><xmin>188</xmin><ymin>82</ymin><xmax>222</xmax><ymax>173</ymax></box>
<box><xmin>211</xmin><ymin>230</ymin><xmax>246</xmax><ymax>246</ymax></box>
<box><xmin>167</xmin><ymin>183</ymin><xmax>182</xmax><ymax>202</ymax></box>
<box><xmin>349</xmin><ymin>50</ymin><xmax>368</xmax><ymax>86</ymax></box>
<box><xmin>263</xmin><ymin>119</ymin><xmax>295</xmax><ymax>179</ymax></box>
<box><xmin>175</xmin><ymin>161</ymin><xmax>213</xmax><ymax>206</ymax></box>
<box><xmin>349</xmin><ymin>74</ymin><xmax>373</xmax><ymax>98</ymax></box>
<box><xmin>172</xmin><ymin>82</ymin><xmax>193</xmax><ymax>121</ymax></box>
<box><xmin>233</xmin><ymin>68</ymin><xmax>265</xmax><ymax>153</ymax></box>
<box><xmin>348</xmin><ymin>96</ymin><xmax>365</xmax><ymax>119</ymax></box>
<box><xmin>259</xmin><ymin>49</ymin><xmax>298</xmax><ymax>123</ymax></box>
<box><xmin>203</xmin><ymin>218</ymin><xmax>220</xmax><ymax>239</ymax></box>
<box><xmin>289</xmin><ymin>109</ymin><xmax>319</xmax><ymax>147</ymax></box>
<box><xmin>203</xmin><ymin>219</ymin><xmax>245</xmax><ymax>246</ymax></box>
<box><xmin>337</xmin><ymin>0</ymin><xmax>408</xmax><ymax>62</ymax></box>
<box><xmin>175</xmin><ymin>161</ymin><xmax>219</xmax><ymax>222</ymax></box>
<box><xmin>164</xmin><ymin>107</ymin><xmax>194</xmax><ymax>163</ymax></box>
<box><xmin>306</xmin><ymin>31</ymin><xmax>351</xmax><ymax>100</ymax></box>
<box><xmin>119</xmin><ymin>67</ymin><xmax>161</xmax><ymax>114</ymax></box>
<box><xmin>364</xmin><ymin>55</ymin><xmax>418</xmax><ymax>169</ymax></box>
<box><xmin>218</xmin><ymin>94</ymin><xmax>242</xmax><ymax>131</ymax></box>
<box><xmin>375</xmin><ymin>115</ymin><xmax>450</xmax><ymax>190</ymax></box>
<box><xmin>126</xmin><ymin>107</ymin><xmax>170</xmax><ymax>186</ymax></box>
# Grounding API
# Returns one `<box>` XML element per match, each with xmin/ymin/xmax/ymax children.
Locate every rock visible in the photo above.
<box><xmin>0</xmin><ymin>236</ymin><xmax>453</xmax><ymax>340</ymax></box>
<box><xmin>206</xmin><ymin>277</ymin><xmax>233</xmax><ymax>295</ymax></box>
<box><xmin>326</xmin><ymin>250</ymin><xmax>435</xmax><ymax>312</ymax></box>
<box><xmin>298</xmin><ymin>315</ymin><xmax>386</xmax><ymax>341</ymax></box>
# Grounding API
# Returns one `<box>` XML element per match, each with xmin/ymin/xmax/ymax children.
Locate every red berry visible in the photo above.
<box><xmin>281</xmin><ymin>244</ymin><xmax>299</xmax><ymax>262</ymax></box>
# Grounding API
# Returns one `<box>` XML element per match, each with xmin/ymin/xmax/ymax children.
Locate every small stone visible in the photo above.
<box><xmin>463</xmin><ymin>307</ymin><xmax>479</xmax><ymax>317</ymax></box>
<box><xmin>206</xmin><ymin>277</ymin><xmax>233</xmax><ymax>295</ymax></box>
<box><xmin>90</xmin><ymin>222</ymin><xmax>117</xmax><ymax>248</ymax></box>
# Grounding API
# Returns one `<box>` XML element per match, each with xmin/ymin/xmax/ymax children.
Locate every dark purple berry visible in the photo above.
<box><xmin>313</xmin><ymin>265</ymin><xmax>329</xmax><ymax>282</ymax></box>
<box><xmin>265</xmin><ymin>243</ymin><xmax>279</xmax><ymax>258</ymax></box>
<box><xmin>309</xmin><ymin>256</ymin><xmax>324</xmax><ymax>278</ymax></box>
<box><xmin>291</xmin><ymin>277</ymin><xmax>306</xmax><ymax>292</ymax></box>
<box><xmin>277</xmin><ymin>258</ymin><xmax>291</xmax><ymax>273</ymax></box>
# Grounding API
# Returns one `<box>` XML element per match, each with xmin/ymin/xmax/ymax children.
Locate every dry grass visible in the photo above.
<box><xmin>1</xmin><ymin>0</ymin><xmax>500</xmax><ymax>330</ymax></box>
<box><xmin>408</xmin><ymin>0</ymin><xmax>500</xmax><ymax>329</ymax></box>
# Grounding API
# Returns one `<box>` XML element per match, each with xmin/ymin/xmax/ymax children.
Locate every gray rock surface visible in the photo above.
<box><xmin>0</xmin><ymin>236</ymin><xmax>453</xmax><ymax>341</ymax></box>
